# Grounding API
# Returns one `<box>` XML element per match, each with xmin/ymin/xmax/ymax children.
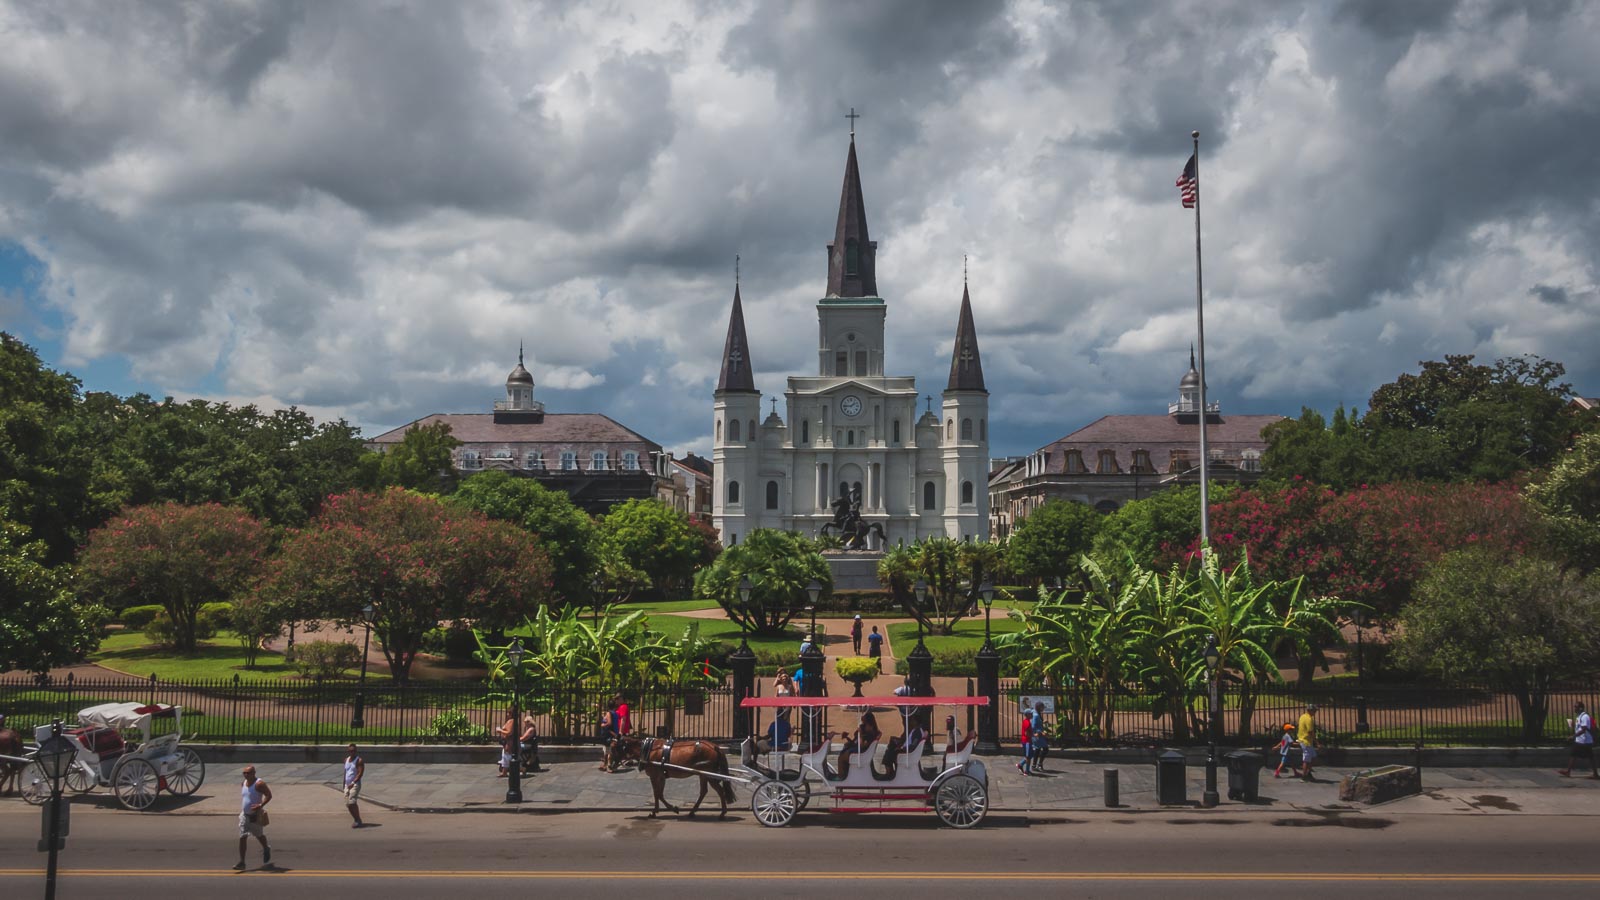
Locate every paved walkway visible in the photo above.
<box><xmin>141</xmin><ymin>755</ymin><xmax>1600</xmax><ymax>819</ymax></box>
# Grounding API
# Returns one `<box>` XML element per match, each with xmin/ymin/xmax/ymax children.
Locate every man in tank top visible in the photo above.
<box><xmin>344</xmin><ymin>744</ymin><xmax>365</xmax><ymax>827</ymax></box>
<box><xmin>234</xmin><ymin>765</ymin><xmax>272</xmax><ymax>870</ymax></box>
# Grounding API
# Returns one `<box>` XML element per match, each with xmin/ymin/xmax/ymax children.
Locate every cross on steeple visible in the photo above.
<box><xmin>845</xmin><ymin>107</ymin><xmax>860</xmax><ymax>138</ymax></box>
<box><xmin>960</xmin><ymin>342</ymin><xmax>974</xmax><ymax>367</ymax></box>
<box><xmin>769</xmin><ymin>396</ymin><xmax>778</xmax><ymax>415</ymax></box>
<box><xmin>735</xmin><ymin>254</ymin><xmax>740</xmax><ymax>285</ymax></box>
<box><xmin>728</xmin><ymin>345</ymin><xmax>743</xmax><ymax>373</ymax></box>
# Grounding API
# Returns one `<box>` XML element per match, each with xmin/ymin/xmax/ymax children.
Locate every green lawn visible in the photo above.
<box><xmin>90</xmin><ymin>630</ymin><xmax>297</xmax><ymax>681</ymax></box>
<box><xmin>885</xmin><ymin>615</ymin><xmax>1023</xmax><ymax>656</ymax></box>
<box><xmin>613</xmin><ymin>598</ymin><xmax>722</xmax><ymax>615</ymax></box>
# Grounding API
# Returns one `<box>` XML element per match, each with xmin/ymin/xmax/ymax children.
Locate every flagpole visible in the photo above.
<box><xmin>1191</xmin><ymin>130</ymin><xmax>1211</xmax><ymax>560</ymax></box>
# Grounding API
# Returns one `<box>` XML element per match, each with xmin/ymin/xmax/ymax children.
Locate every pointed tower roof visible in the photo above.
<box><xmin>946</xmin><ymin>284</ymin><xmax>987</xmax><ymax>393</ymax></box>
<box><xmin>825</xmin><ymin>135</ymin><xmax>878</xmax><ymax>298</ymax></box>
<box><xmin>716</xmin><ymin>283</ymin><xmax>758</xmax><ymax>394</ymax></box>
<box><xmin>1179</xmin><ymin>345</ymin><xmax>1202</xmax><ymax>389</ymax></box>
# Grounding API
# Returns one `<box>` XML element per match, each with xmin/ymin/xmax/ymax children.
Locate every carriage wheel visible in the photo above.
<box><xmin>65</xmin><ymin>763</ymin><xmax>96</xmax><ymax>794</ymax></box>
<box><xmin>19</xmin><ymin>762</ymin><xmax>50</xmax><ymax>806</ymax></box>
<box><xmin>750</xmin><ymin>780</ymin><xmax>798</xmax><ymax>828</ymax></box>
<box><xmin>933</xmin><ymin>774</ymin><xmax>988</xmax><ymax>829</ymax></box>
<box><xmin>778</xmin><ymin>769</ymin><xmax>811</xmax><ymax>810</ymax></box>
<box><xmin>113</xmin><ymin>758</ymin><xmax>160</xmax><ymax>810</ymax></box>
<box><xmin>167</xmin><ymin>748</ymin><xmax>206</xmax><ymax>796</ymax></box>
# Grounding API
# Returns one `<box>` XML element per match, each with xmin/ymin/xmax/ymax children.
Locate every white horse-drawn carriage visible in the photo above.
<box><xmin>16</xmin><ymin>703</ymin><xmax>205</xmax><ymax>810</ymax></box>
<box><xmin>735</xmin><ymin>695</ymin><xmax>989</xmax><ymax>828</ymax></box>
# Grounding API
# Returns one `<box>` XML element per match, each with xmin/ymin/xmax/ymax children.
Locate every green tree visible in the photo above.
<box><xmin>1526</xmin><ymin>431</ymin><xmax>1600</xmax><ymax>571</ymax></box>
<box><xmin>1395</xmin><ymin>548</ymin><xmax>1600</xmax><ymax>740</ymax></box>
<box><xmin>0</xmin><ymin>517</ymin><xmax>105</xmax><ymax>674</ymax></box>
<box><xmin>78</xmin><ymin>502</ymin><xmax>271</xmax><ymax>653</ymax></box>
<box><xmin>1261</xmin><ymin>405</ymin><xmax>1377</xmax><ymax>489</ymax></box>
<box><xmin>452</xmin><ymin>471</ymin><xmax>599</xmax><ymax>606</ymax></box>
<box><xmin>261</xmin><ymin>488</ymin><xmax>553</xmax><ymax>683</ymax></box>
<box><xmin>0</xmin><ymin>333</ymin><xmax>89</xmax><ymax>563</ymax></box>
<box><xmin>695</xmin><ymin>529</ymin><xmax>829</xmax><ymax>636</ymax></box>
<box><xmin>596</xmin><ymin>499</ymin><xmax>715</xmax><ymax>600</ymax></box>
<box><xmin>1092</xmin><ymin>483</ymin><xmax>1236</xmax><ymax>567</ymax></box>
<box><xmin>370</xmin><ymin>421</ymin><xmax>460</xmax><ymax>493</ymax></box>
<box><xmin>1006</xmin><ymin>499</ymin><xmax>1101</xmax><ymax>584</ymax></box>
<box><xmin>877</xmin><ymin>538</ymin><xmax>1004</xmax><ymax>635</ymax></box>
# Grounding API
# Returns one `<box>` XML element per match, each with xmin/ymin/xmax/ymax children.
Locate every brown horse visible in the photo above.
<box><xmin>612</xmin><ymin>735</ymin><xmax>737</xmax><ymax>818</ymax></box>
<box><xmin>0</xmin><ymin>720</ymin><xmax>24</xmax><ymax>796</ymax></box>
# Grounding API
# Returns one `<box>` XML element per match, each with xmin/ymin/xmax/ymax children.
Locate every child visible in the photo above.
<box><xmin>1273</xmin><ymin>723</ymin><xmax>1298</xmax><ymax>778</ymax></box>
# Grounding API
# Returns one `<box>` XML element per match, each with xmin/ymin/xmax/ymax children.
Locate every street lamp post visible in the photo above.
<box><xmin>1355</xmin><ymin>611</ymin><xmax>1370</xmax><ymax>733</ymax></box>
<box><xmin>737</xmin><ymin>576</ymin><xmax>755</xmax><ymax>650</ymax></box>
<box><xmin>912</xmin><ymin>578</ymin><xmax>928</xmax><ymax>651</ymax></box>
<box><xmin>351</xmin><ymin>602</ymin><xmax>375</xmax><ymax>729</ymax></box>
<box><xmin>801</xmin><ymin>579</ymin><xmax>825</xmax><ymax>744</ymax></box>
<box><xmin>730</xmin><ymin>576</ymin><xmax>757</xmax><ymax>741</ymax></box>
<box><xmin>975</xmin><ymin>581</ymin><xmax>1000</xmax><ymax>754</ymax></box>
<box><xmin>38</xmin><ymin>720</ymin><xmax>78</xmax><ymax>900</ymax></box>
<box><xmin>505</xmin><ymin>638</ymin><xmax>525</xmax><ymax>804</ymax></box>
<box><xmin>1202</xmin><ymin>634</ymin><xmax>1221</xmax><ymax>808</ymax></box>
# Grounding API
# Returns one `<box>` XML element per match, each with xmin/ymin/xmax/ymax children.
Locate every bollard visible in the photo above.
<box><xmin>1103</xmin><ymin>768</ymin><xmax>1120</xmax><ymax>807</ymax></box>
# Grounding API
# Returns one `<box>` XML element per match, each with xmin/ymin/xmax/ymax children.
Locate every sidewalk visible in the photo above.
<box><xmin>134</xmin><ymin>755</ymin><xmax>1600</xmax><ymax>819</ymax></box>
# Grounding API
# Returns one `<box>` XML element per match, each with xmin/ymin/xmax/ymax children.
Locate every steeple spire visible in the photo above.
<box><xmin>716</xmin><ymin>280</ymin><xmax>758</xmax><ymax>394</ymax></box>
<box><xmin>946</xmin><ymin>283</ymin><xmax>987</xmax><ymax>393</ymax></box>
<box><xmin>826</xmin><ymin>130</ymin><xmax>877</xmax><ymax>298</ymax></box>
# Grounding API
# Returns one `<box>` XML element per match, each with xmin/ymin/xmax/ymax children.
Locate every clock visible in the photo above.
<box><xmin>840</xmin><ymin>395</ymin><xmax>863</xmax><ymax>418</ymax></box>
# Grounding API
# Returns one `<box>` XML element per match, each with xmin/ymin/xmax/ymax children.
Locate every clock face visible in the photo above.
<box><xmin>840</xmin><ymin>395</ymin><xmax>863</xmax><ymax>418</ymax></box>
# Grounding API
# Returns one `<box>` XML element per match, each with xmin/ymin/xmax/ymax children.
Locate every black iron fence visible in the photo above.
<box><xmin>5</xmin><ymin>673</ymin><xmax>1592</xmax><ymax>748</ymax></box>
<box><xmin>0</xmin><ymin>673</ymin><xmax>738</xmax><ymax>746</ymax></box>
<box><xmin>997</xmin><ymin>679</ymin><xmax>1600</xmax><ymax>749</ymax></box>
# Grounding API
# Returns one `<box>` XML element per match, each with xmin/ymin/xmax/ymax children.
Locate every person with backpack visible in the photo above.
<box><xmin>1559</xmin><ymin>701</ymin><xmax>1598</xmax><ymax>778</ymax></box>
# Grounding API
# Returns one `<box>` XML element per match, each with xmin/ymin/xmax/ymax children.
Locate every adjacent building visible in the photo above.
<box><xmin>366</xmin><ymin>351</ymin><xmax>681</xmax><ymax>515</ymax></box>
<box><xmin>988</xmin><ymin>354</ymin><xmax>1284</xmax><ymax>539</ymax></box>
<box><xmin>711</xmin><ymin>133</ymin><xmax>991</xmax><ymax>547</ymax></box>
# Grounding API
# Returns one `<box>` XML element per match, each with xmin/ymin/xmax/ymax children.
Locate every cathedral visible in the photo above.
<box><xmin>712</xmin><ymin>133</ymin><xmax>990</xmax><ymax>547</ymax></box>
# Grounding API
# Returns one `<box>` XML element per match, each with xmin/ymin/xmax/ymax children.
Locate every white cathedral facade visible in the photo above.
<box><xmin>711</xmin><ymin>134</ymin><xmax>991</xmax><ymax>547</ymax></box>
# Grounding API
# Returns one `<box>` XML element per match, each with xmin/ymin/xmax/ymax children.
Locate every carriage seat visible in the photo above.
<box><xmin>70</xmin><ymin>726</ymin><xmax>127</xmax><ymax>761</ymax></box>
<box><xmin>942</xmin><ymin>731</ymin><xmax>977</xmax><ymax>768</ymax></box>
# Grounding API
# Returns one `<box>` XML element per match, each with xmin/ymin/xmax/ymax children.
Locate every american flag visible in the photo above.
<box><xmin>1176</xmin><ymin>154</ymin><xmax>1198</xmax><ymax>208</ymax></box>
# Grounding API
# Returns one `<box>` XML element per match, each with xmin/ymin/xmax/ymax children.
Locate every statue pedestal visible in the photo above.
<box><xmin>823</xmin><ymin>550</ymin><xmax>885</xmax><ymax>592</ymax></box>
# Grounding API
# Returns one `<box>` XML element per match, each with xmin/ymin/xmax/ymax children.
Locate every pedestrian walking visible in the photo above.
<box><xmin>1558</xmin><ymin>701</ymin><xmax>1598</xmax><ymax>778</ymax></box>
<box><xmin>773</xmin><ymin>669</ymin><xmax>795</xmax><ymax>697</ymax></box>
<box><xmin>1029</xmin><ymin>701</ymin><xmax>1050</xmax><ymax>772</ymax></box>
<box><xmin>519</xmin><ymin>712</ymin><xmax>542</xmax><ymax>774</ymax></box>
<box><xmin>495</xmin><ymin>709</ymin><xmax>516</xmax><ymax>777</ymax></box>
<box><xmin>867</xmin><ymin>626</ymin><xmax>883</xmax><ymax>669</ymax></box>
<box><xmin>1017</xmin><ymin>712</ymin><xmax>1033</xmax><ymax>775</ymax></box>
<box><xmin>851</xmin><ymin>615</ymin><xmax>864</xmax><ymax>655</ymax></box>
<box><xmin>343</xmin><ymin>744</ymin><xmax>364</xmax><ymax>828</ymax></box>
<box><xmin>799</xmin><ymin>634</ymin><xmax>814</xmax><ymax>655</ymax></box>
<box><xmin>1273</xmin><ymin>724</ymin><xmax>1298</xmax><ymax>778</ymax></box>
<box><xmin>1297</xmin><ymin>703</ymin><xmax>1320</xmax><ymax>782</ymax></box>
<box><xmin>233</xmin><ymin>765</ymin><xmax>272</xmax><ymax>870</ymax></box>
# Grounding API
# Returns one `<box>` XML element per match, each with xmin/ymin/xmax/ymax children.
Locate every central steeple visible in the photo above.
<box><xmin>825</xmin><ymin>133</ymin><xmax>878</xmax><ymax>298</ymax></box>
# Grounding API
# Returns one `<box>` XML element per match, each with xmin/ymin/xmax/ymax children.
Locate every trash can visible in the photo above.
<box><xmin>1226</xmin><ymin>750</ymin><xmax>1263</xmax><ymax>801</ymax></box>
<box><xmin>1155</xmin><ymin>749</ymin><xmax>1187</xmax><ymax>805</ymax></box>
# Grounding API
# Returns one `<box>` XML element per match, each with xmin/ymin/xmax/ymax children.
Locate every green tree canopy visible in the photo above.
<box><xmin>452</xmin><ymin>471</ymin><xmax>598</xmax><ymax>606</ymax></box>
<box><xmin>1395</xmin><ymin>548</ymin><xmax>1600</xmax><ymax>739</ymax></box>
<box><xmin>596</xmin><ymin>499</ymin><xmax>716</xmax><ymax>600</ymax></box>
<box><xmin>0</xmin><ymin>517</ymin><xmax>104</xmax><ymax>674</ymax></box>
<box><xmin>695</xmin><ymin>529</ymin><xmax>829</xmax><ymax>636</ymax></box>
<box><xmin>1005</xmin><ymin>499</ymin><xmax>1101</xmax><ymax>584</ymax></box>
<box><xmin>1526</xmin><ymin>431</ymin><xmax>1600</xmax><ymax>571</ymax></box>
<box><xmin>78</xmin><ymin>502</ymin><xmax>271</xmax><ymax>653</ymax></box>
<box><xmin>877</xmin><ymin>538</ymin><xmax>1005</xmax><ymax>635</ymax></box>
<box><xmin>260</xmin><ymin>488</ymin><xmax>553</xmax><ymax>683</ymax></box>
<box><xmin>1091</xmin><ymin>483</ymin><xmax>1235</xmax><ymax>568</ymax></box>
<box><xmin>0</xmin><ymin>333</ymin><xmax>88</xmax><ymax>563</ymax></box>
<box><xmin>368</xmin><ymin>421</ymin><xmax>460</xmax><ymax>493</ymax></box>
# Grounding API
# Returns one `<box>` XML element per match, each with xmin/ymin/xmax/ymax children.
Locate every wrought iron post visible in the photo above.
<box><xmin>1355</xmin><ymin>611</ymin><xmax>1370</xmax><ymax>733</ymax></box>
<box><xmin>975</xmin><ymin>581</ymin><xmax>1000</xmax><ymax>753</ymax></box>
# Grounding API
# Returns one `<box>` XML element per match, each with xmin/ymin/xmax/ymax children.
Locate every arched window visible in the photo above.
<box><xmin>801</xmin><ymin>419</ymin><xmax>810</xmax><ymax>444</ymax></box>
<box><xmin>592</xmin><ymin>451</ymin><xmax>608</xmax><ymax>471</ymax></box>
<box><xmin>1097</xmin><ymin>449</ymin><xmax>1119</xmax><ymax>474</ymax></box>
<box><xmin>892</xmin><ymin>419</ymin><xmax>901</xmax><ymax>443</ymax></box>
<box><xmin>622</xmin><ymin>451</ymin><xmax>639</xmax><ymax>470</ymax></box>
<box><xmin>728</xmin><ymin>481</ymin><xmax>741</xmax><ymax>504</ymax></box>
<box><xmin>729</xmin><ymin>419</ymin><xmax>741</xmax><ymax>442</ymax></box>
<box><xmin>749</xmin><ymin>419</ymin><xmax>757</xmax><ymax>439</ymax></box>
<box><xmin>923</xmin><ymin>481</ymin><xmax>937</xmax><ymax>510</ymax></box>
<box><xmin>525</xmin><ymin>451</ymin><xmax>542</xmax><ymax>470</ymax></box>
<box><xmin>961</xmin><ymin>418</ymin><xmax>973</xmax><ymax>440</ymax></box>
<box><xmin>846</xmin><ymin>429</ymin><xmax>854</xmax><ymax>446</ymax></box>
<box><xmin>560</xmin><ymin>451</ymin><xmax>576</xmax><ymax>471</ymax></box>
<box><xmin>461</xmin><ymin>450</ymin><xmax>481</xmax><ymax>470</ymax></box>
<box><xmin>716</xmin><ymin>420</ymin><xmax>722</xmax><ymax>442</ymax></box>
<box><xmin>962</xmin><ymin>481</ymin><xmax>974</xmax><ymax>505</ymax></box>
<box><xmin>765</xmin><ymin>481</ymin><xmax>779</xmax><ymax>510</ymax></box>
<box><xmin>946</xmin><ymin>419</ymin><xmax>954</xmax><ymax>440</ymax></box>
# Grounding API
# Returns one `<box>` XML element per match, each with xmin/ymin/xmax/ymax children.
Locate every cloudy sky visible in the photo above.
<box><xmin>2</xmin><ymin>0</ymin><xmax>1597</xmax><ymax>459</ymax></box>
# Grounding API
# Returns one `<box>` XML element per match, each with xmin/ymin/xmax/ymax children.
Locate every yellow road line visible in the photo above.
<box><xmin>2</xmin><ymin>870</ymin><xmax>1598</xmax><ymax>882</ymax></box>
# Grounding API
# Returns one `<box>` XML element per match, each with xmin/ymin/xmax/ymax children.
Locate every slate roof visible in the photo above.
<box><xmin>1037</xmin><ymin>413</ymin><xmax>1285</xmax><ymax>474</ymax></box>
<box><xmin>946</xmin><ymin>284</ymin><xmax>986</xmax><ymax>393</ymax></box>
<box><xmin>826</xmin><ymin>137</ymin><xmax>877</xmax><ymax>298</ymax></box>
<box><xmin>367</xmin><ymin>413</ymin><xmax>658</xmax><ymax>448</ymax></box>
<box><xmin>716</xmin><ymin>284</ymin><xmax>758</xmax><ymax>393</ymax></box>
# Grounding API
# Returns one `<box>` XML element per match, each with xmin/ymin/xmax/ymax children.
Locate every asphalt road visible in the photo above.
<box><xmin>2</xmin><ymin>804</ymin><xmax>1595</xmax><ymax>899</ymax></box>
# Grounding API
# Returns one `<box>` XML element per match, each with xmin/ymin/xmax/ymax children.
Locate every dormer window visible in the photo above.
<box><xmin>1131</xmin><ymin>449</ymin><xmax>1154</xmax><ymax>474</ymax></box>
<box><xmin>461</xmin><ymin>450</ymin><xmax>482</xmax><ymax>470</ymax></box>
<box><xmin>560</xmin><ymin>451</ymin><xmax>577</xmax><ymax>471</ymax></box>
<box><xmin>591</xmin><ymin>451</ymin><xmax>608</xmax><ymax>471</ymax></box>
<box><xmin>525</xmin><ymin>451</ymin><xmax>543</xmax><ymax>470</ymax></box>
<box><xmin>1064</xmin><ymin>450</ymin><xmax>1087</xmax><ymax>474</ymax></box>
<box><xmin>623</xmin><ymin>451</ymin><xmax>639</xmax><ymax>471</ymax></box>
<box><xmin>1241</xmin><ymin>449</ymin><xmax>1262</xmax><ymax>473</ymax></box>
<box><xmin>1096</xmin><ymin>450</ymin><xmax>1120</xmax><ymax>474</ymax></box>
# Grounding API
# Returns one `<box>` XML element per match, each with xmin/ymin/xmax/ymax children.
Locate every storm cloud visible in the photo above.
<box><xmin>1</xmin><ymin>0</ymin><xmax>1596</xmax><ymax>457</ymax></box>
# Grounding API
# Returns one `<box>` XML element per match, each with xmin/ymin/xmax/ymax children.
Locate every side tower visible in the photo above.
<box><xmin>712</xmin><ymin>282</ymin><xmax>762</xmax><ymax>546</ymax></box>
<box><xmin>941</xmin><ymin>283</ymin><xmax>989</xmax><ymax>539</ymax></box>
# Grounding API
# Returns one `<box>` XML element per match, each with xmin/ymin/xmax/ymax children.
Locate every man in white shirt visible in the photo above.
<box><xmin>1559</xmin><ymin>701</ymin><xmax>1597</xmax><ymax>779</ymax></box>
<box><xmin>343</xmin><ymin>744</ymin><xmax>365</xmax><ymax>827</ymax></box>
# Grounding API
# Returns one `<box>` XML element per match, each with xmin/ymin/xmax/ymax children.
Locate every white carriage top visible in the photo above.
<box><xmin>77</xmin><ymin>702</ymin><xmax>178</xmax><ymax>732</ymax></box>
